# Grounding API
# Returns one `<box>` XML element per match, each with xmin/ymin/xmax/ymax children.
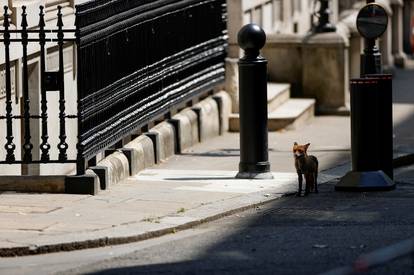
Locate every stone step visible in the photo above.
<box><xmin>267</xmin><ymin>83</ymin><xmax>291</xmax><ymax>112</ymax></box>
<box><xmin>229</xmin><ymin>98</ymin><xmax>315</xmax><ymax>132</ymax></box>
<box><xmin>268</xmin><ymin>98</ymin><xmax>316</xmax><ymax>131</ymax></box>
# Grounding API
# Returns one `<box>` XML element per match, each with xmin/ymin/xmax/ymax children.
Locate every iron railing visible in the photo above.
<box><xmin>0</xmin><ymin>0</ymin><xmax>228</xmax><ymax>175</ymax></box>
<box><xmin>75</xmin><ymin>0</ymin><xmax>228</xmax><ymax>174</ymax></box>
<box><xmin>0</xmin><ymin>5</ymin><xmax>77</xmax><ymax>165</ymax></box>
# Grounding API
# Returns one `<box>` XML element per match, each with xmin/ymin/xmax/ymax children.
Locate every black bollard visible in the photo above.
<box><xmin>336</xmin><ymin>2</ymin><xmax>395</xmax><ymax>191</ymax></box>
<box><xmin>236</xmin><ymin>24</ymin><xmax>273</xmax><ymax>180</ymax></box>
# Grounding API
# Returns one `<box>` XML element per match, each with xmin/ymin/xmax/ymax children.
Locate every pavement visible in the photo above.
<box><xmin>0</xmin><ymin>69</ymin><xmax>413</xmax><ymax>258</ymax></box>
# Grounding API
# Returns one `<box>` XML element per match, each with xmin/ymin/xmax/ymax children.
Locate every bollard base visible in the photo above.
<box><xmin>335</xmin><ymin>170</ymin><xmax>395</xmax><ymax>192</ymax></box>
<box><xmin>236</xmin><ymin>171</ymin><xmax>274</xmax><ymax>180</ymax></box>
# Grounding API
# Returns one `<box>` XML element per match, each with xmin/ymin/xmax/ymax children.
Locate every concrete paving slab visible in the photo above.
<box><xmin>0</xmin><ymin>166</ymin><xmax>336</xmax><ymax>256</ymax></box>
<box><xmin>0</xmin><ymin>205</ymin><xmax>62</xmax><ymax>214</ymax></box>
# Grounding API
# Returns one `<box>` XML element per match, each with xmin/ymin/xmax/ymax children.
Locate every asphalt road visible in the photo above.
<box><xmin>50</xmin><ymin>165</ymin><xmax>414</xmax><ymax>275</ymax></box>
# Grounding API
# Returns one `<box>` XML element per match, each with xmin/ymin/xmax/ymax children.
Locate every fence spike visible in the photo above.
<box><xmin>21</xmin><ymin>5</ymin><xmax>33</xmax><ymax>162</ymax></box>
<box><xmin>2</xmin><ymin>5</ymin><xmax>16</xmax><ymax>162</ymax></box>
<box><xmin>3</xmin><ymin>6</ymin><xmax>9</xmax><ymax>28</ymax></box>
<box><xmin>57</xmin><ymin>5</ymin><xmax>68</xmax><ymax>161</ymax></box>
<box><xmin>57</xmin><ymin>5</ymin><xmax>63</xmax><ymax>27</ymax></box>
<box><xmin>39</xmin><ymin>6</ymin><xmax>45</xmax><ymax>28</ymax></box>
<box><xmin>38</xmin><ymin>5</ymin><xmax>50</xmax><ymax>161</ymax></box>
<box><xmin>21</xmin><ymin>6</ymin><xmax>28</xmax><ymax>28</ymax></box>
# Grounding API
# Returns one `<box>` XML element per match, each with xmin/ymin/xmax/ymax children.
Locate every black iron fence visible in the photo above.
<box><xmin>0</xmin><ymin>5</ymin><xmax>77</xmax><ymax>165</ymax></box>
<box><xmin>75</xmin><ymin>0</ymin><xmax>228</xmax><ymax>174</ymax></box>
<box><xmin>1</xmin><ymin>0</ymin><xmax>228</xmax><ymax>175</ymax></box>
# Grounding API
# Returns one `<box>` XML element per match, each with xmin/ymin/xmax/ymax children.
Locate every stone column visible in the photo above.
<box><xmin>302</xmin><ymin>32</ymin><xmax>350</xmax><ymax>115</ymax></box>
<box><xmin>402</xmin><ymin>0</ymin><xmax>412</xmax><ymax>55</ymax></box>
<box><xmin>226</xmin><ymin>0</ymin><xmax>243</xmax><ymax>112</ymax></box>
<box><xmin>392</xmin><ymin>0</ymin><xmax>408</xmax><ymax>67</ymax></box>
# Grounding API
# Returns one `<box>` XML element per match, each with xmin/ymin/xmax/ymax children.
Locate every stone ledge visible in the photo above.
<box><xmin>170</xmin><ymin>108</ymin><xmax>199</xmax><ymax>153</ymax></box>
<box><xmin>90</xmin><ymin>151</ymin><xmax>129</xmax><ymax>189</ymax></box>
<box><xmin>213</xmin><ymin>90</ymin><xmax>232</xmax><ymax>134</ymax></box>
<box><xmin>65</xmin><ymin>170</ymin><xmax>100</xmax><ymax>195</ymax></box>
<box><xmin>0</xmin><ymin>176</ymin><xmax>66</xmax><ymax>193</ymax></box>
<box><xmin>148</xmin><ymin>122</ymin><xmax>176</xmax><ymax>162</ymax></box>
<box><xmin>124</xmin><ymin>135</ymin><xmax>156</xmax><ymax>175</ymax></box>
<box><xmin>192</xmin><ymin>97</ymin><xmax>220</xmax><ymax>142</ymax></box>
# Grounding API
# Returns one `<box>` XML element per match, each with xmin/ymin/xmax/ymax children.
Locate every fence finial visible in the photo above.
<box><xmin>21</xmin><ymin>6</ymin><xmax>28</xmax><ymax>28</ymax></box>
<box><xmin>39</xmin><ymin>6</ymin><xmax>45</xmax><ymax>28</ymax></box>
<box><xmin>57</xmin><ymin>5</ymin><xmax>63</xmax><ymax>27</ymax></box>
<box><xmin>3</xmin><ymin>6</ymin><xmax>9</xmax><ymax>28</ymax></box>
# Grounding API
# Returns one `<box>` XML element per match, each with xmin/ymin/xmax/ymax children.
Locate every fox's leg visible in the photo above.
<box><xmin>304</xmin><ymin>174</ymin><xmax>311</xmax><ymax>196</ymax></box>
<box><xmin>314</xmin><ymin>171</ymin><xmax>319</xmax><ymax>193</ymax></box>
<box><xmin>297</xmin><ymin>172</ymin><xmax>303</xmax><ymax>196</ymax></box>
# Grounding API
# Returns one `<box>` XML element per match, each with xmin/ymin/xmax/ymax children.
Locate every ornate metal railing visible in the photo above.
<box><xmin>0</xmin><ymin>0</ymin><xmax>228</xmax><ymax>175</ymax></box>
<box><xmin>0</xmin><ymin>5</ymin><xmax>77</xmax><ymax>165</ymax></box>
<box><xmin>75</xmin><ymin>0</ymin><xmax>228</xmax><ymax>174</ymax></box>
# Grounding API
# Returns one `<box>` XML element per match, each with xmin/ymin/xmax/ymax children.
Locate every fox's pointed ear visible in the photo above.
<box><xmin>294</xmin><ymin>142</ymin><xmax>298</xmax><ymax>146</ymax></box>
<box><xmin>305</xmin><ymin>143</ymin><xmax>310</xmax><ymax>149</ymax></box>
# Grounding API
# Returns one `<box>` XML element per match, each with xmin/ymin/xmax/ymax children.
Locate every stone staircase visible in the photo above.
<box><xmin>229</xmin><ymin>83</ymin><xmax>315</xmax><ymax>132</ymax></box>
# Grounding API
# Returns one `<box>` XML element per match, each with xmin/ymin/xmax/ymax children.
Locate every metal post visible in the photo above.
<box><xmin>57</xmin><ymin>6</ymin><xmax>68</xmax><ymax>161</ymax></box>
<box><xmin>21</xmin><ymin>6</ymin><xmax>33</xmax><ymax>163</ymax></box>
<box><xmin>236</xmin><ymin>24</ymin><xmax>273</xmax><ymax>180</ymax></box>
<box><xmin>3</xmin><ymin>6</ymin><xmax>16</xmax><ymax>162</ymax></box>
<box><xmin>336</xmin><ymin>2</ymin><xmax>394</xmax><ymax>191</ymax></box>
<box><xmin>361</xmin><ymin>39</ymin><xmax>382</xmax><ymax>76</ymax></box>
<box><xmin>39</xmin><ymin>6</ymin><xmax>51</xmax><ymax>162</ymax></box>
<box><xmin>360</xmin><ymin>0</ymin><xmax>382</xmax><ymax>76</ymax></box>
<box><xmin>314</xmin><ymin>0</ymin><xmax>336</xmax><ymax>33</ymax></box>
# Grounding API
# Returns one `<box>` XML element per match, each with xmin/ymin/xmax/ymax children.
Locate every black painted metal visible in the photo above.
<box><xmin>337</xmin><ymin>0</ymin><xmax>394</xmax><ymax>190</ymax></box>
<box><xmin>21</xmin><ymin>6</ymin><xmax>33</xmax><ymax>162</ymax></box>
<box><xmin>336</xmin><ymin>75</ymin><xmax>394</xmax><ymax>191</ymax></box>
<box><xmin>39</xmin><ymin>6</ymin><xmax>50</xmax><ymax>161</ymax></box>
<box><xmin>0</xmin><ymin>6</ymin><xmax>76</xmax><ymax>165</ymax></box>
<box><xmin>75</xmin><ymin>0</ymin><xmax>228</xmax><ymax>174</ymax></box>
<box><xmin>361</xmin><ymin>39</ymin><xmax>382</xmax><ymax>76</ymax></box>
<box><xmin>57</xmin><ymin>6</ymin><xmax>68</xmax><ymax>161</ymax></box>
<box><xmin>236</xmin><ymin>24</ymin><xmax>272</xmax><ymax>180</ymax></box>
<box><xmin>349</xmin><ymin>75</ymin><xmax>393</xmax><ymax>180</ymax></box>
<box><xmin>313</xmin><ymin>0</ymin><xmax>336</xmax><ymax>33</ymax></box>
<box><xmin>1</xmin><ymin>1</ymin><xmax>227</xmax><ymax>174</ymax></box>
<box><xmin>2</xmin><ymin>6</ymin><xmax>16</xmax><ymax>162</ymax></box>
<box><xmin>359</xmin><ymin>1</ymin><xmax>384</xmax><ymax>76</ymax></box>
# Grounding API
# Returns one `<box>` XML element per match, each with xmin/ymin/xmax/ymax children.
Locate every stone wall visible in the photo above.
<box><xmin>262</xmin><ymin>32</ymin><xmax>349</xmax><ymax>114</ymax></box>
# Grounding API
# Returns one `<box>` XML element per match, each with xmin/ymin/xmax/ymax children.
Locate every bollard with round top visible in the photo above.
<box><xmin>236</xmin><ymin>24</ymin><xmax>273</xmax><ymax>180</ymax></box>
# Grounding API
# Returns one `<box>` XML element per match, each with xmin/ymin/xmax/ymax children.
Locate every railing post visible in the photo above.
<box><xmin>39</xmin><ymin>6</ymin><xmax>51</xmax><ymax>162</ymax></box>
<box><xmin>21</xmin><ymin>6</ymin><xmax>34</xmax><ymax>163</ymax></box>
<box><xmin>3</xmin><ymin>6</ymin><xmax>16</xmax><ymax>162</ymax></box>
<box><xmin>236</xmin><ymin>24</ymin><xmax>273</xmax><ymax>180</ymax></box>
<box><xmin>57</xmin><ymin>6</ymin><xmax>69</xmax><ymax>161</ymax></box>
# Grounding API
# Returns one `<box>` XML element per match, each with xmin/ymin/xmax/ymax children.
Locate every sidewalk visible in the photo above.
<box><xmin>0</xmin><ymin>69</ymin><xmax>413</xmax><ymax>257</ymax></box>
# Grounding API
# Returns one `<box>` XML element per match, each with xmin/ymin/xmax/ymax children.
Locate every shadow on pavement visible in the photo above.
<box><xmin>83</xmin><ymin>69</ymin><xmax>414</xmax><ymax>275</ymax></box>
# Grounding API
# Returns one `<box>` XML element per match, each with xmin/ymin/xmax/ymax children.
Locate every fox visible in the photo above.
<box><xmin>293</xmin><ymin>142</ymin><xmax>319</xmax><ymax>196</ymax></box>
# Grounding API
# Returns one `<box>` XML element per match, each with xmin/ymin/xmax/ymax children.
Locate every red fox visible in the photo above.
<box><xmin>293</xmin><ymin>142</ymin><xmax>319</xmax><ymax>196</ymax></box>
